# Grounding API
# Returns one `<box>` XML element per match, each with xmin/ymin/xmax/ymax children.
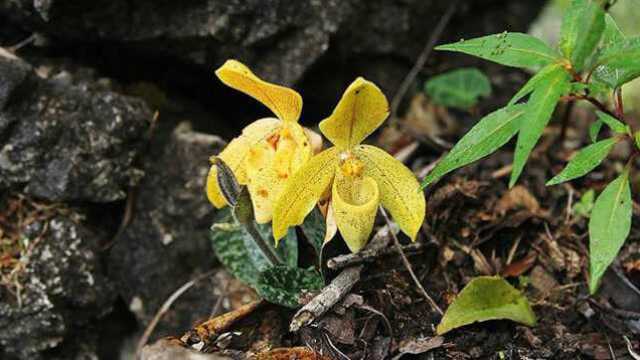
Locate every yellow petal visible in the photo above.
<box><xmin>215</xmin><ymin>60</ymin><xmax>302</xmax><ymax>122</ymax></box>
<box><xmin>319</xmin><ymin>77</ymin><xmax>390</xmax><ymax>149</ymax></box>
<box><xmin>245</xmin><ymin>122</ymin><xmax>313</xmax><ymax>223</ymax></box>
<box><xmin>354</xmin><ymin>145</ymin><xmax>425</xmax><ymax>240</ymax></box>
<box><xmin>332</xmin><ymin>173</ymin><xmax>380</xmax><ymax>252</ymax></box>
<box><xmin>272</xmin><ymin>147</ymin><xmax>340</xmax><ymax>242</ymax></box>
<box><xmin>206</xmin><ymin>118</ymin><xmax>281</xmax><ymax>208</ymax></box>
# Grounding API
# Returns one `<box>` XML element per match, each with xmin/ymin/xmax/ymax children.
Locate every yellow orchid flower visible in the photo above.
<box><xmin>272</xmin><ymin>77</ymin><xmax>426</xmax><ymax>252</ymax></box>
<box><xmin>206</xmin><ymin>60</ymin><xmax>321</xmax><ymax>223</ymax></box>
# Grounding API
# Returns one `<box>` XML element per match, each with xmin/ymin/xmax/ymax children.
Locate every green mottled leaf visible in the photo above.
<box><xmin>424</xmin><ymin>68</ymin><xmax>492</xmax><ymax>110</ymax></box>
<box><xmin>300</xmin><ymin>206</ymin><xmax>326</xmax><ymax>256</ymax></box>
<box><xmin>421</xmin><ymin>105</ymin><xmax>526</xmax><ymax>188</ymax></box>
<box><xmin>546</xmin><ymin>137</ymin><xmax>617</xmax><ymax>185</ymax></box>
<box><xmin>244</xmin><ymin>224</ymin><xmax>298</xmax><ymax>270</ymax></box>
<box><xmin>210</xmin><ymin>210</ymin><xmax>262</xmax><ymax>286</ymax></box>
<box><xmin>256</xmin><ymin>266</ymin><xmax>324</xmax><ymax>308</ymax></box>
<box><xmin>589</xmin><ymin>120</ymin><xmax>604</xmax><ymax>142</ymax></box>
<box><xmin>573</xmin><ymin>189</ymin><xmax>595</xmax><ymax>218</ymax></box>
<box><xmin>436</xmin><ymin>276</ymin><xmax>536</xmax><ymax>335</ymax></box>
<box><xmin>593</xmin><ymin>37</ymin><xmax>640</xmax><ymax>87</ymax></box>
<box><xmin>596</xmin><ymin>111</ymin><xmax>629</xmax><ymax>134</ymax></box>
<box><xmin>509</xmin><ymin>67</ymin><xmax>571</xmax><ymax>187</ymax></box>
<box><xmin>435</xmin><ymin>33</ymin><xmax>559</xmax><ymax>69</ymax></box>
<box><xmin>589</xmin><ymin>170</ymin><xmax>632</xmax><ymax>294</ymax></box>
<box><xmin>509</xmin><ymin>63</ymin><xmax>565</xmax><ymax>105</ymax></box>
<box><xmin>559</xmin><ymin>0</ymin><xmax>605</xmax><ymax>71</ymax></box>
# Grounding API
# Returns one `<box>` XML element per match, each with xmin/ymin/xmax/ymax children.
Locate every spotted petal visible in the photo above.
<box><xmin>215</xmin><ymin>60</ymin><xmax>302</xmax><ymax>122</ymax></box>
<box><xmin>245</xmin><ymin>122</ymin><xmax>313</xmax><ymax>223</ymax></box>
<box><xmin>272</xmin><ymin>147</ymin><xmax>340</xmax><ymax>242</ymax></box>
<box><xmin>319</xmin><ymin>77</ymin><xmax>389</xmax><ymax>149</ymax></box>
<box><xmin>354</xmin><ymin>145</ymin><xmax>426</xmax><ymax>240</ymax></box>
<box><xmin>206</xmin><ymin>118</ymin><xmax>281</xmax><ymax>208</ymax></box>
<box><xmin>332</xmin><ymin>172</ymin><xmax>380</xmax><ymax>252</ymax></box>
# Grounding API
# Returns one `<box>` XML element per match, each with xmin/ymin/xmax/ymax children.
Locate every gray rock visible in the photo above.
<box><xmin>0</xmin><ymin>53</ymin><xmax>151</xmax><ymax>202</ymax></box>
<box><xmin>1</xmin><ymin>1</ymin><xmax>545</xmax><ymax>88</ymax></box>
<box><xmin>108</xmin><ymin>122</ymin><xmax>225</xmax><ymax>338</ymax></box>
<box><xmin>0</xmin><ymin>208</ymin><xmax>114</xmax><ymax>359</ymax></box>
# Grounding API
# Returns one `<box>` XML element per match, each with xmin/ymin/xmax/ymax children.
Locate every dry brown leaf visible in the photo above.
<box><xmin>495</xmin><ymin>186</ymin><xmax>540</xmax><ymax>216</ymax></box>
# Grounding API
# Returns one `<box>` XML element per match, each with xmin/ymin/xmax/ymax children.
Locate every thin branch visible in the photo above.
<box><xmin>379</xmin><ymin>207</ymin><xmax>443</xmax><ymax>315</ymax></box>
<box><xmin>290</xmin><ymin>265</ymin><xmax>363</xmax><ymax>332</ymax></box>
<box><xmin>327</xmin><ymin>242</ymin><xmax>424</xmax><ymax>270</ymax></box>
<box><xmin>389</xmin><ymin>0</ymin><xmax>459</xmax><ymax>120</ymax></box>
<box><xmin>135</xmin><ymin>269</ymin><xmax>217</xmax><ymax>359</ymax></box>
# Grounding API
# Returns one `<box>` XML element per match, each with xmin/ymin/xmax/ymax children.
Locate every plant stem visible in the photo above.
<box><xmin>616</xmin><ymin>88</ymin><xmax>625</xmax><ymax>121</ymax></box>
<box><xmin>244</xmin><ymin>221</ymin><xmax>283</xmax><ymax>266</ymax></box>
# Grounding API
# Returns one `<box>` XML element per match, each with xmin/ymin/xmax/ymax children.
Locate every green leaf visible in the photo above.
<box><xmin>593</xmin><ymin>37</ymin><xmax>640</xmax><ymax>87</ymax></box>
<box><xmin>436</xmin><ymin>276</ymin><xmax>536</xmax><ymax>335</ymax></box>
<box><xmin>421</xmin><ymin>104</ymin><xmax>527</xmax><ymax>187</ymax></box>
<box><xmin>589</xmin><ymin>120</ymin><xmax>604</xmax><ymax>142</ymax></box>
<box><xmin>256</xmin><ymin>266</ymin><xmax>324</xmax><ymax>308</ymax></box>
<box><xmin>244</xmin><ymin>224</ymin><xmax>298</xmax><ymax>270</ymax></box>
<box><xmin>596</xmin><ymin>111</ymin><xmax>629</xmax><ymax>134</ymax></box>
<box><xmin>559</xmin><ymin>0</ymin><xmax>606</xmax><ymax>72</ymax></box>
<box><xmin>546</xmin><ymin>137</ymin><xmax>617</xmax><ymax>185</ymax></box>
<box><xmin>509</xmin><ymin>67</ymin><xmax>571</xmax><ymax>187</ymax></box>
<box><xmin>435</xmin><ymin>32</ymin><xmax>560</xmax><ymax>69</ymax></box>
<box><xmin>300</xmin><ymin>206</ymin><xmax>326</xmax><ymax>257</ymax></box>
<box><xmin>589</xmin><ymin>169</ymin><xmax>632</xmax><ymax>294</ymax></box>
<box><xmin>573</xmin><ymin>189</ymin><xmax>595</xmax><ymax>218</ymax></box>
<box><xmin>509</xmin><ymin>63</ymin><xmax>564</xmax><ymax>105</ymax></box>
<box><xmin>601</xmin><ymin>13</ymin><xmax>625</xmax><ymax>48</ymax></box>
<box><xmin>424</xmin><ymin>68</ymin><xmax>492</xmax><ymax>110</ymax></box>
<box><xmin>210</xmin><ymin>210</ymin><xmax>263</xmax><ymax>286</ymax></box>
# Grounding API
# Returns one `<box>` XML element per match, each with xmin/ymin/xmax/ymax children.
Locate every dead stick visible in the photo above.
<box><xmin>379</xmin><ymin>207</ymin><xmax>443</xmax><ymax>315</ymax></box>
<box><xmin>290</xmin><ymin>265</ymin><xmax>363</xmax><ymax>332</ymax></box>
<box><xmin>327</xmin><ymin>242</ymin><xmax>424</xmax><ymax>270</ymax></box>
<box><xmin>135</xmin><ymin>269</ymin><xmax>217</xmax><ymax>359</ymax></box>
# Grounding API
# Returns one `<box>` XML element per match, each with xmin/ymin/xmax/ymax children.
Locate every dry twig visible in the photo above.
<box><xmin>379</xmin><ymin>207</ymin><xmax>443</xmax><ymax>315</ymax></box>
<box><xmin>327</xmin><ymin>242</ymin><xmax>424</xmax><ymax>270</ymax></box>
<box><xmin>290</xmin><ymin>265</ymin><xmax>363</xmax><ymax>332</ymax></box>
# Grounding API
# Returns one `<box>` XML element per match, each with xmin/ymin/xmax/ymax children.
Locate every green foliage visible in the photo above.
<box><xmin>256</xmin><ymin>266</ymin><xmax>324</xmax><ymax>308</ymax></box>
<box><xmin>559</xmin><ymin>0</ymin><xmax>605</xmax><ymax>71</ymax></box>
<box><xmin>424</xmin><ymin>68</ymin><xmax>492</xmax><ymax>110</ymax></box>
<box><xmin>594</xmin><ymin>37</ymin><xmax>640</xmax><ymax>87</ymax></box>
<box><xmin>422</xmin><ymin>105</ymin><xmax>526</xmax><ymax>187</ymax></box>
<box><xmin>589</xmin><ymin>169</ymin><xmax>632</xmax><ymax>294</ymax></box>
<box><xmin>546</xmin><ymin>137</ymin><xmax>617</xmax><ymax>185</ymax></box>
<box><xmin>299</xmin><ymin>206</ymin><xmax>326</xmax><ymax>257</ymax></box>
<box><xmin>436</xmin><ymin>276</ymin><xmax>536</xmax><ymax>335</ymax></box>
<box><xmin>430</xmin><ymin>1</ymin><xmax>636</xmax><ymax>295</ymax></box>
<box><xmin>435</xmin><ymin>32</ymin><xmax>559</xmax><ymax>69</ymax></box>
<box><xmin>509</xmin><ymin>67</ymin><xmax>571</xmax><ymax>187</ymax></box>
<box><xmin>573</xmin><ymin>189</ymin><xmax>595</xmax><ymax>218</ymax></box>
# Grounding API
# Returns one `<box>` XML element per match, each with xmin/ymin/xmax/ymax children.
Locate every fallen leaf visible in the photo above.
<box><xmin>255</xmin><ymin>347</ymin><xmax>332</xmax><ymax>360</ymax></box>
<box><xmin>436</xmin><ymin>276</ymin><xmax>536</xmax><ymax>335</ymax></box>
<box><xmin>393</xmin><ymin>336</ymin><xmax>444</xmax><ymax>359</ymax></box>
<box><xmin>495</xmin><ymin>185</ymin><xmax>540</xmax><ymax>216</ymax></box>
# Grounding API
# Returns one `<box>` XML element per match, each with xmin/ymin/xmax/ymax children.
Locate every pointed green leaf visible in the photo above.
<box><xmin>256</xmin><ymin>266</ymin><xmax>324</xmax><ymax>308</ymax></box>
<box><xmin>596</xmin><ymin>111</ymin><xmax>629</xmax><ymax>134</ymax></box>
<box><xmin>559</xmin><ymin>0</ymin><xmax>605</xmax><ymax>71</ymax></box>
<box><xmin>509</xmin><ymin>63</ymin><xmax>565</xmax><ymax>105</ymax></box>
<box><xmin>509</xmin><ymin>67</ymin><xmax>571</xmax><ymax>187</ymax></box>
<box><xmin>589</xmin><ymin>170</ymin><xmax>632</xmax><ymax>294</ymax></box>
<box><xmin>593</xmin><ymin>37</ymin><xmax>640</xmax><ymax>87</ymax></box>
<box><xmin>421</xmin><ymin>105</ymin><xmax>526</xmax><ymax>187</ymax></box>
<box><xmin>546</xmin><ymin>137</ymin><xmax>617</xmax><ymax>185</ymax></box>
<box><xmin>424</xmin><ymin>68</ymin><xmax>492</xmax><ymax>110</ymax></box>
<box><xmin>436</xmin><ymin>276</ymin><xmax>536</xmax><ymax>335</ymax></box>
<box><xmin>601</xmin><ymin>14</ymin><xmax>625</xmax><ymax>48</ymax></box>
<box><xmin>435</xmin><ymin>32</ymin><xmax>560</xmax><ymax>69</ymax></box>
<box><xmin>589</xmin><ymin>120</ymin><xmax>603</xmax><ymax>142</ymax></box>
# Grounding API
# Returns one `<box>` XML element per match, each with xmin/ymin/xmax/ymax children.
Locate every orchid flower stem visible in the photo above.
<box><xmin>244</xmin><ymin>221</ymin><xmax>283</xmax><ymax>266</ymax></box>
